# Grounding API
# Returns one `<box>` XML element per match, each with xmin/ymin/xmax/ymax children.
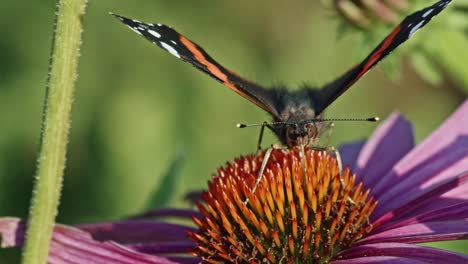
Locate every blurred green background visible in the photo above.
<box><xmin>0</xmin><ymin>0</ymin><xmax>466</xmax><ymax>262</ymax></box>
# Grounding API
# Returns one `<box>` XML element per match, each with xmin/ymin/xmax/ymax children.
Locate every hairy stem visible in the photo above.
<box><xmin>22</xmin><ymin>0</ymin><xmax>88</xmax><ymax>263</ymax></box>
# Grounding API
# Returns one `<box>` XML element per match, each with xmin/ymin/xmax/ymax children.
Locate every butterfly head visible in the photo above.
<box><xmin>284</xmin><ymin>119</ymin><xmax>321</xmax><ymax>148</ymax></box>
<box><xmin>275</xmin><ymin>105</ymin><xmax>322</xmax><ymax>148</ymax></box>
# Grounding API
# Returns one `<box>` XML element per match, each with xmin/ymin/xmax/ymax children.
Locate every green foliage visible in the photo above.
<box><xmin>144</xmin><ymin>150</ymin><xmax>185</xmax><ymax>210</ymax></box>
<box><xmin>410</xmin><ymin>50</ymin><xmax>444</xmax><ymax>86</ymax></box>
<box><xmin>424</xmin><ymin>29</ymin><xmax>468</xmax><ymax>93</ymax></box>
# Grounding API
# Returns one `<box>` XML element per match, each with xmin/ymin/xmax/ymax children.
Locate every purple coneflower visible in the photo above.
<box><xmin>1</xmin><ymin>100</ymin><xmax>467</xmax><ymax>263</ymax></box>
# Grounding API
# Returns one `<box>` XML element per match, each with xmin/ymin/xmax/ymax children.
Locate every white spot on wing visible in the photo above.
<box><xmin>128</xmin><ymin>26</ymin><xmax>142</xmax><ymax>35</ymax></box>
<box><xmin>409</xmin><ymin>20</ymin><xmax>425</xmax><ymax>37</ymax></box>
<box><xmin>161</xmin><ymin>42</ymin><xmax>180</xmax><ymax>58</ymax></box>
<box><xmin>439</xmin><ymin>1</ymin><xmax>448</xmax><ymax>7</ymax></box>
<box><xmin>422</xmin><ymin>8</ymin><xmax>433</xmax><ymax>18</ymax></box>
<box><xmin>171</xmin><ymin>40</ymin><xmax>177</xmax><ymax>45</ymax></box>
<box><xmin>148</xmin><ymin>29</ymin><xmax>161</xmax><ymax>38</ymax></box>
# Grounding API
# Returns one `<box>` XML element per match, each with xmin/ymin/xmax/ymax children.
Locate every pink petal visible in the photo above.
<box><xmin>353</xmin><ymin>112</ymin><xmax>414</xmax><ymax>187</ymax></box>
<box><xmin>335</xmin><ymin>242</ymin><xmax>468</xmax><ymax>264</ymax></box>
<box><xmin>0</xmin><ymin>218</ymin><xmax>186</xmax><ymax>264</ymax></box>
<box><xmin>359</xmin><ymin>220</ymin><xmax>468</xmax><ymax>244</ymax></box>
<box><xmin>372</xmin><ymin>101</ymin><xmax>468</xmax><ymax>217</ymax></box>
<box><xmin>0</xmin><ymin>217</ymin><xmax>24</xmax><ymax>247</ymax></box>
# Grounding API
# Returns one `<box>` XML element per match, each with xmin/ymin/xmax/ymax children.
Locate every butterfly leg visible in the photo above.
<box><xmin>330</xmin><ymin>146</ymin><xmax>356</xmax><ymax>204</ymax></box>
<box><xmin>327</xmin><ymin>146</ymin><xmax>344</xmax><ymax>185</ymax></box>
<box><xmin>319</xmin><ymin>122</ymin><xmax>344</xmax><ymax>176</ymax></box>
<box><xmin>322</xmin><ymin>122</ymin><xmax>335</xmax><ymax>150</ymax></box>
<box><xmin>310</xmin><ymin>144</ymin><xmax>353</xmax><ymax>204</ymax></box>
<box><xmin>300</xmin><ymin>143</ymin><xmax>307</xmax><ymax>181</ymax></box>
<box><xmin>244</xmin><ymin>147</ymin><xmax>273</xmax><ymax>204</ymax></box>
<box><xmin>244</xmin><ymin>144</ymin><xmax>285</xmax><ymax>205</ymax></box>
<box><xmin>256</xmin><ymin>122</ymin><xmax>273</xmax><ymax>151</ymax></box>
<box><xmin>249</xmin><ymin>123</ymin><xmax>273</xmax><ymax>204</ymax></box>
<box><xmin>327</xmin><ymin>147</ymin><xmax>354</xmax><ymax>204</ymax></box>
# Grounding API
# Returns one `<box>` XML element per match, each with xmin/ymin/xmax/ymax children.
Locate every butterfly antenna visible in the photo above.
<box><xmin>236</xmin><ymin>121</ymin><xmax>286</xmax><ymax>128</ymax></box>
<box><xmin>310</xmin><ymin>117</ymin><xmax>380</xmax><ymax>123</ymax></box>
<box><xmin>237</xmin><ymin>117</ymin><xmax>379</xmax><ymax>128</ymax></box>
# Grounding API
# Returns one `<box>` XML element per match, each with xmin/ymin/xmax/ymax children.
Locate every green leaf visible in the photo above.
<box><xmin>409</xmin><ymin>51</ymin><xmax>443</xmax><ymax>86</ymax></box>
<box><xmin>144</xmin><ymin>150</ymin><xmax>185</xmax><ymax>209</ymax></box>
<box><xmin>335</xmin><ymin>20</ymin><xmax>352</xmax><ymax>41</ymax></box>
<box><xmin>424</xmin><ymin>29</ymin><xmax>468</xmax><ymax>94</ymax></box>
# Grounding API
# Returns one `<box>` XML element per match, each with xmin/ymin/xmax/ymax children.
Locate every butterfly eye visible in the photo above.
<box><xmin>306</xmin><ymin>122</ymin><xmax>318</xmax><ymax>136</ymax></box>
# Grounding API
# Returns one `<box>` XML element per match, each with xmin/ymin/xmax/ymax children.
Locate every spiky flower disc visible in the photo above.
<box><xmin>189</xmin><ymin>149</ymin><xmax>378</xmax><ymax>263</ymax></box>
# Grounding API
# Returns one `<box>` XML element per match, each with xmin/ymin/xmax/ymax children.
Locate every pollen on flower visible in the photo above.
<box><xmin>188</xmin><ymin>149</ymin><xmax>378</xmax><ymax>263</ymax></box>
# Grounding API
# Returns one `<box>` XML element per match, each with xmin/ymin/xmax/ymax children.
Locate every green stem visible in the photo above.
<box><xmin>22</xmin><ymin>0</ymin><xmax>88</xmax><ymax>264</ymax></box>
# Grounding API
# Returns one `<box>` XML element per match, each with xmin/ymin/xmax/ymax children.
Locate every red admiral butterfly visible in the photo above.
<box><xmin>112</xmin><ymin>0</ymin><xmax>451</xmax><ymax>152</ymax></box>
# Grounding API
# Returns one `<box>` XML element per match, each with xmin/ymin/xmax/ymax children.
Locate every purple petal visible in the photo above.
<box><xmin>372</xmin><ymin>101</ymin><xmax>468</xmax><ymax>217</ymax></box>
<box><xmin>376</xmin><ymin>201</ymin><xmax>468</xmax><ymax>233</ymax></box>
<box><xmin>127</xmin><ymin>208</ymin><xmax>202</xmax><ymax>220</ymax></box>
<box><xmin>359</xmin><ymin>220</ymin><xmax>468</xmax><ymax>244</ymax></box>
<box><xmin>127</xmin><ymin>241</ymin><xmax>195</xmax><ymax>255</ymax></box>
<box><xmin>338</xmin><ymin>140</ymin><xmax>365</xmax><ymax>172</ymax></box>
<box><xmin>352</xmin><ymin>112</ymin><xmax>414</xmax><ymax>186</ymax></box>
<box><xmin>335</xmin><ymin>242</ymin><xmax>468</xmax><ymax>264</ymax></box>
<box><xmin>401</xmin><ymin>173</ymin><xmax>468</xmax><ymax>218</ymax></box>
<box><xmin>373</xmin><ymin>141</ymin><xmax>468</xmax><ymax>218</ymax></box>
<box><xmin>372</xmin><ymin>172</ymin><xmax>468</xmax><ymax>228</ymax></box>
<box><xmin>164</xmin><ymin>257</ymin><xmax>199</xmax><ymax>264</ymax></box>
<box><xmin>77</xmin><ymin>220</ymin><xmax>196</xmax><ymax>244</ymax></box>
<box><xmin>0</xmin><ymin>218</ymin><xmax>187</xmax><ymax>264</ymax></box>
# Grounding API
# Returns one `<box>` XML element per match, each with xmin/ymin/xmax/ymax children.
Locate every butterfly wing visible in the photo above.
<box><xmin>313</xmin><ymin>0</ymin><xmax>452</xmax><ymax>115</ymax></box>
<box><xmin>112</xmin><ymin>14</ymin><xmax>280</xmax><ymax>118</ymax></box>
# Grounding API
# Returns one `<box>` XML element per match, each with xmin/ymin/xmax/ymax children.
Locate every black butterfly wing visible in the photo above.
<box><xmin>313</xmin><ymin>0</ymin><xmax>452</xmax><ymax>115</ymax></box>
<box><xmin>112</xmin><ymin>14</ymin><xmax>280</xmax><ymax>118</ymax></box>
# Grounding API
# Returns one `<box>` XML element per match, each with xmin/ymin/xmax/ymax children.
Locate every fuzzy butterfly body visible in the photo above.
<box><xmin>112</xmin><ymin>0</ymin><xmax>451</xmax><ymax>149</ymax></box>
